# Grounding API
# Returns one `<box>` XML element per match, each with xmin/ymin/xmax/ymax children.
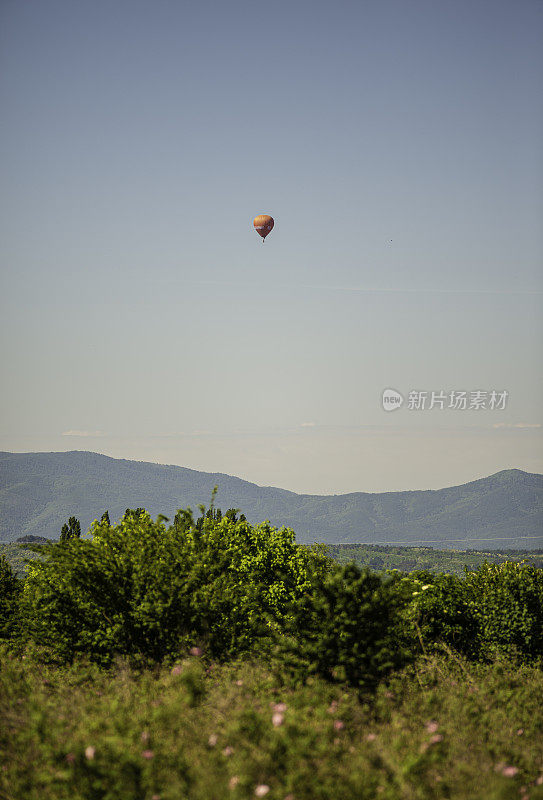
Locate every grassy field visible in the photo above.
<box><xmin>1</xmin><ymin>649</ymin><xmax>543</xmax><ymax>800</ymax></box>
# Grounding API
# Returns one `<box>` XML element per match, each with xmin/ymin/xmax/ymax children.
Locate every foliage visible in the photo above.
<box><xmin>20</xmin><ymin>508</ymin><xmax>329</xmax><ymax>665</ymax></box>
<box><xmin>0</xmin><ymin>543</ymin><xmax>43</xmax><ymax>577</ymax></box>
<box><xmin>1</xmin><ymin>650</ymin><xmax>543</xmax><ymax>800</ymax></box>
<box><xmin>60</xmin><ymin>516</ymin><xmax>81</xmax><ymax>543</ymax></box>
<box><xmin>277</xmin><ymin>563</ymin><xmax>409</xmax><ymax>692</ymax></box>
<box><xmin>0</xmin><ymin>555</ymin><xmax>21</xmax><ymax>640</ymax></box>
<box><xmin>398</xmin><ymin>571</ymin><xmax>480</xmax><ymax>658</ymax></box>
<box><xmin>465</xmin><ymin>561</ymin><xmax>543</xmax><ymax>661</ymax></box>
<box><xmin>401</xmin><ymin>561</ymin><xmax>543</xmax><ymax>663</ymax></box>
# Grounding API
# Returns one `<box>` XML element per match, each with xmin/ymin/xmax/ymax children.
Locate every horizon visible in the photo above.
<box><xmin>1</xmin><ymin>448</ymin><xmax>541</xmax><ymax>497</ymax></box>
<box><xmin>1</xmin><ymin>0</ymin><xmax>542</xmax><ymax>492</ymax></box>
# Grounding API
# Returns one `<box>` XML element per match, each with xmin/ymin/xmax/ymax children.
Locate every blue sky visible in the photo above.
<box><xmin>1</xmin><ymin>0</ymin><xmax>542</xmax><ymax>493</ymax></box>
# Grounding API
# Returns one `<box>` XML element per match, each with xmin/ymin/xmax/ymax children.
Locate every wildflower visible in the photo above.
<box><xmin>425</xmin><ymin>721</ymin><xmax>439</xmax><ymax>734</ymax></box>
<box><xmin>222</xmin><ymin>746</ymin><xmax>234</xmax><ymax>757</ymax></box>
<box><xmin>429</xmin><ymin>734</ymin><xmax>443</xmax><ymax>745</ymax></box>
<box><xmin>366</xmin><ymin>733</ymin><xmax>377</xmax><ymax>742</ymax></box>
<box><xmin>536</xmin><ymin>776</ymin><xmax>543</xmax><ymax>786</ymax></box>
<box><xmin>334</xmin><ymin>720</ymin><xmax>345</xmax><ymax>731</ymax></box>
<box><xmin>229</xmin><ymin>776</ymin><xmax>240</xmax><ymax>790</ymax></box>
<box><xmin>272</xmin><ymin>702</ymin><xmax>287</xmax><ymax>713</ymax></box>
<box><xmin>516</xmin><ymin>728</ymin><xmax>524</xmax><ymax>736</ymax></box>
<box><xmin>236</xmin><ymin>679</ymin><xmax>243</xmax><ymax>686</ymax></box>
<box><xmin>208</xmin><ymin>734</ymin><xmax>218</xmax><ymax>747</ymax></box>
<box><xmin>272</xmin><ymin>712</ymin><xmax>284</xmax><ymax>727</ymax></box>
<box><xmin>190</xmin><ymin>647</ymin><xmax>203</xmax><ymax>657</ymax></box>
<box><xmin>502</xmin><ymin>766</ymin><xmax>519</xmax><ymax>777</ymax></box>
<box><xmin>65</xmin><ymin>753</ymin><xmax>76</xmax><ymax>764</ymax></box>
<box><xmin>85</xmin><ymin>746</ymin><xmax>96</xmax><ymax>761</ymax></box>
<box><xmin>421</xmin><ymin>584</ymin><xmax>433</xmax><ymax>590</ymax></box>
<box><xmin>327</xmin><ymin>701</ymin><xmax>338</xmax><ymax>714</ymax></box>
<box><xmin>141</xmin><ymin>730</ymin><xmax>150</xmax><ymax>744</ymax></box>
<box><xmin>171</xmin><ymin>665</ymin><xmax>182</xmax><ymax>676</ymax></box>
<box><xmin>141</xmin><ymin>750</ymin><xmax>154</xmax><ymax>760</ymax></box>
<box><xmin>255</xmin><ymin>785</ymin><xmax>270</xmax><ymax>797</ymax></box>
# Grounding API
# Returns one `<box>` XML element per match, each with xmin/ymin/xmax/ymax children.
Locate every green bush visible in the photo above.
<box><xmin>21</xmin><ymin>508</ymin><xmax>329</xmax><ymax>665</ymax></box>
<box><xmin>0</xmin><ymin>555</ymin><xmax>21</xmax><ymax>641</ymax></box>
<box><xmin>465</xmin><ymin>561</ymin><xmax>543</xmax><ymax>662</ymax></box>
<box><xmin>398</xmin><ymin>570</ymin><xmax>479</xmax><ymax>658</ymax></box>
<box><xmin>401</xmin><ymin>562</ymin><xmax>543</xmax><ymax>664</ymax></box>
<box><xmin>277</xmin><ymin>563</ymin><xmax>409</xmax><ymax>692</ymax></box>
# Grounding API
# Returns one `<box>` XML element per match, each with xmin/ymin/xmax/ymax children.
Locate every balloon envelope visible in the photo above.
<box><xmin>253</xmin><ymin>214</ymin><xmax>274</xmax><ymax>240</ymax></box>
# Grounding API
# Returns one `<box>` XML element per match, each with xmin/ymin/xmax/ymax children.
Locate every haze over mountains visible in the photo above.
<box><xmin>0</xmin><ymin>451</ymin><xmax>542</xmax><ymax>549</ymax></box>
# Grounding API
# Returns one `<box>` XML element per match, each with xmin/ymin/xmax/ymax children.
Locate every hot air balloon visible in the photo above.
<box><xmin>253</xmin><ymin>214</ymin><xmax>274</xmax><ymax>243</ymax></box>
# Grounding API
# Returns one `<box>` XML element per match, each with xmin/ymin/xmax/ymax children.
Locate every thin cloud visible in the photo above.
<box><xmin>300</xmin><ymin>422</ymin><xmax>317</xmax><ymax>427</ymax></box>
<box><xmin>62</xmin><ymin>430</ymin><xmax>106</xmax><ymax>437</ymax></box>
<box><xmin>493</xmin><ymin>423</ymin><xmax>541</xmax><ymax>429</ymax></box>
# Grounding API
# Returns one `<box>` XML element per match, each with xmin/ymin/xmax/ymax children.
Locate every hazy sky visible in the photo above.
<box><xmin>1</xmin><ymin>0</ymin><xmax>542</xmax><ymax>493</ymax></box>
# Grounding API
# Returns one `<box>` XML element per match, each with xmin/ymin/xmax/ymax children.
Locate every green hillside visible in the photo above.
<box><xmin>1</xmin><ymin>451</ymin><xmax>542</xmax><ymax>548</ymax></box>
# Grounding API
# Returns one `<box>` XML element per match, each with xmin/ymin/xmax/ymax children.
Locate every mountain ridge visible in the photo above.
<box><xmin>0</xmin><ymin>451</ymin><xmax>541</xmax><ymax>548</ymax></box>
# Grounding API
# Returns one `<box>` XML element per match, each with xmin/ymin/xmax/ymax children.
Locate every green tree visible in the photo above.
<box><xmin>100</xmin><ymin>511</ymin><xmax>110</xmax><ymax>526</ymax></box>
<box><xmin>22</xmin><ymin>508</ymin><xmax>329</xmax><ymax>665</ymax></box>
<box><xmin>60</xmin><ymin>516</ymin><xmax>81</xmax><ymax>542</ymax></box>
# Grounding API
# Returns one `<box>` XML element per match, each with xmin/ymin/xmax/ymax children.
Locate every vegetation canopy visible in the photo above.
<box><xmin>21</xmin><ymin>506</ymin><xmax>330</xmax><ymax>665</ymax></box>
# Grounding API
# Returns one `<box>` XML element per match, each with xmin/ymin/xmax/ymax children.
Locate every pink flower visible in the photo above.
<box><xmin>334</xmin><ymin>720</ymin><xmax>345</xmax><ymax>731</ymax></box>
<box><xmin>272</xmin><ymin>702</ymin><xmax>287</xmax><ymax>713</ymax></box>
<box><xmin>272</xmin><ymin>712</ymin><xmax>284</xmax><ymax>727</ymax></box>
<box><xmin>366</xmin><ymin>733</ymin><xmax>377</xmax><ymax>742</ymax></box>
<box><xmin>517</xmin><ymin>728</ymin><xmax>524</xmax><ymax>736</ymax></box>
<box><xmin>208</xmin><ymin>734</ymin><xmax>218</xmax><ymax>747</ymax></box>
<box><xmin>222</xmin><ymin>746</ymin><xmax>234</xmax><ymax>757</ymax></box>
<box><xmin>141</xmin><ymin>750</ymin><xmax>154</xmax><ymax>760</ymax></box>
<box><xmin>85</xmin><ymin>746</ymin><xmax>96</xmax><ymax>761</ymax></box>
<box><xmin>501</xmin><ymin>766</ymin><xmax>519</xmax><ymax>777</ymax></box>
<box><xmin>429</xmin><ymin>734</ymin><xmax>443</xmax><ymax>745</ymax></box>
<box><xmin>236</xmin><ymin>679</ymin><xmax>244</xmax><ymax>686</ymax></box>
<box><xmin>536</xmin><ymin>776</ymin><xmax>543</xmax><ymax>786</ymax></box>
<box><xmin>229</xmin><ymin>776</ymin><xmax>240</xmax><ymax>790</ymax></box>
<box><xmin>255</xmin><ymin>786</ymin><xmax>270</xmax><ymax>797</ymax></box>
<box><xmin>425</xmin><ymin>721</ymin><xmax>439</xmax><ymax>734</ymax></box>
<box><xmin>327</xmin><ymin>701</ymin><xmax>338</xmax><ymax>714</ymax></box>
<box><xmin>189</xmin><ymin>646</ymin><xmax>203</xmax><ymax>657</ymax></box>
<box><xmin>171</xmin><ymin>665</ymin><xmax>182</xmax><ymax>676</ymax></box>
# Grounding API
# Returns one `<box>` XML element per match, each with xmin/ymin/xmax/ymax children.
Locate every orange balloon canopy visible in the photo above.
<box><xmin>253</xmin><ymin>214</ymin><xmax>274</xmax><ymax>242</ymax></box>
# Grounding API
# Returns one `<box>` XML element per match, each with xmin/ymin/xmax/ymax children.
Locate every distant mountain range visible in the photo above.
<box><xmin>0</xmin><ymin>451</ymin><xmax>542</xmax><ymax>549</ymax></box>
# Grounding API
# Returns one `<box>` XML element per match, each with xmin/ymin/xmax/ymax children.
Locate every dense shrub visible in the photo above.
<box><xmin>277</xmin><ymin>563</ymin><xmax>410</xmax><ymax>691</ymax></box>
<box><xmin>465</xmin><ymin>561</ymin><xmax>543</xmax><ymax>661</ymax></box>
<box><xmin>398</xmin><ymin>570</ymin><xmax>479</xmax><ymax>658</ymax></box>
<box><xmin>0</xmin><ymin>555</ymin><xmax>21</xmax><ymax>640</ymax></box>
<box><xmin>401</xmin><ymin>562</ymin><xmax>543</xmax><ymax>664</ymax></box>
<box><xmin>21</xmin><ymin>508</ymin><xmax>329</xmax><ymax>665</ymax></box>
